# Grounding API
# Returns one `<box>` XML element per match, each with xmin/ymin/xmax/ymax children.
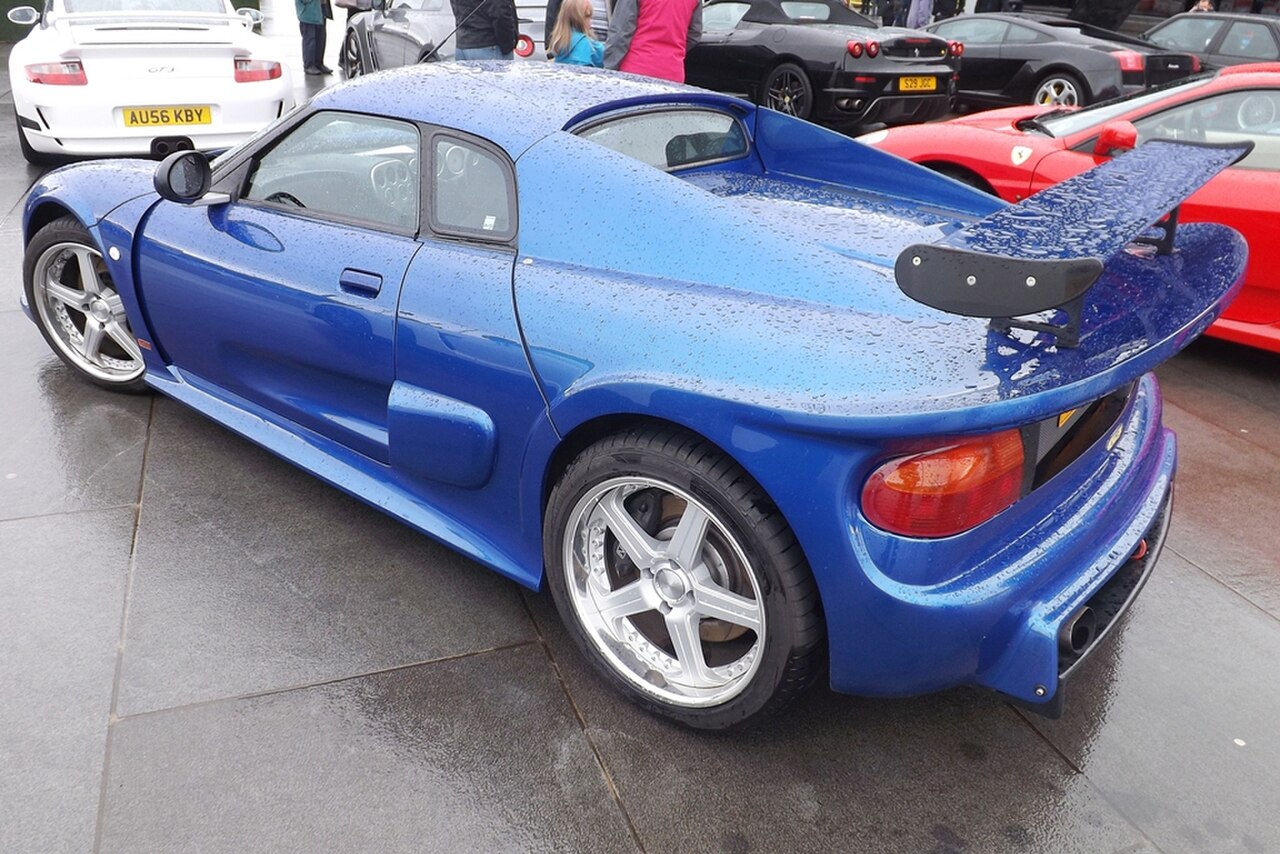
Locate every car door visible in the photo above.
<box><xmin>1144</xmin><ymin>15</ymin><xmax>1225</xmax><ymax>66</ymax></box>
<box><xmin>929</xmin><ymin>17</ymin><xmax>1010</xmax><ymax>104</ymax></box>
<box><xmin>685</xmin><ymin>1</ymin><xmax>754</xmax><ymax>94</ymax></box>
<box><xmin>368</xmin><ymin>0</ymin><xmax>415</xmax><ymax>66</ymax></box>
<box><xmin>135</xmin><ymin>111</ymin><xmax>424</xmax><ymax>463</ymax></box>
<box><xmin>1031</xmin><ymin>88</ymin><xmax>1280</xmax><ymax>325</ymax></box>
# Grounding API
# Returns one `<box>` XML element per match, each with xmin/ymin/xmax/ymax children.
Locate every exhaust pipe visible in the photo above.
<box><xmin>1059</xmin><ymin>606</ymin><xmax>1097</xmax><ymax>657</ymax></box>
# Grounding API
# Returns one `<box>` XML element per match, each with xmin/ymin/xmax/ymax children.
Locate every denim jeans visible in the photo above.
<box><xmin>455</xmin><ymin>46</ymin><xmax>514</xmax><ymax>61</ymax></box>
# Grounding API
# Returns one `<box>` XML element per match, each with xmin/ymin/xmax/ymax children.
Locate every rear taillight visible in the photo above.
<box><xmin>948</xmin><ymin>40</ymin><xmax>964</xmax><ymax>57</ymax></box>
<box><xmin>25</xmin><ymin>61</ymin><xmax>87</xmax><ymax>85</ymax></box>
<box><xmin>1113</xmin><ymin>50</ymin><xmax>1145</xmax><ymax>72</ymax></box>
<box><xmin>515</xmin><ymin>34</ymin><xmax>534</xmax><ymax>57</ymax></box>
<box><xmin>861</xmin><ymin>430</ymin><xmax>1025</xmax><ymax>538</ymax></box>
<box><xmin>234</xmin><ymin>58</ymin><xmax>281</xmax><ymax>82</ymax></box>
<box><xmin>847</xmin><ymin>40</ymin><xmax>864</xmax><ymax>58</ymax></box>
<box><xmin>1190</xmin><ymin>55</ymin><xmax>1201</xmax><ymax>72</ymax></box>
<box><xmin>866</xmin><ymin>40</ymin><xmax>880</xmax><ymax>57</ymax></box>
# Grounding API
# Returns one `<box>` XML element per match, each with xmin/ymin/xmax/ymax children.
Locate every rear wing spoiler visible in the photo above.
<box><xmin>894</xmin><ymin>140</ymin><xmax>1251</xmax><ymax>347</ymax></box>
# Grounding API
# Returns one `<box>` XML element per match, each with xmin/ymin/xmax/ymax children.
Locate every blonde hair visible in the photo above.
<box><xmin>549</xmin><ymin>0</ymin><xmax>593</xmax><ymax>57</ymax></box>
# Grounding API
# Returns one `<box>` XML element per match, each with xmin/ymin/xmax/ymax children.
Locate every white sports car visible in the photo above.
<box><xmin>8</xmin><ymin>0</ymin><xmax>295</xmax><ymax>163</ymax></box>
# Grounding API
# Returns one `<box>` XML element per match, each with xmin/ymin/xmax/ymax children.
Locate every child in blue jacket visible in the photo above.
<box><xmin>549</xmin><ymin>0</ymin><xmax>604</xmax><ymax>67</ymax></box>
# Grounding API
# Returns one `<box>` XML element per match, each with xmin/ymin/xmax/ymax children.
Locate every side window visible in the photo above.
<box><xmin>431</xmin><ymin>136</ymin><xmax>516</xmax><ymax>241</ymax></box>
<box><xmin>576</xmin><ymin>108</ymin><xmax>749</xmax><ymax>170</ymax></box>
<box><xmin>1219</xmin><ymin>22</ymin><xmax>1279</xmax><ymax>61</ymax></box>
<box><xmin>930</xmin><ymin>19</ymin><xmax>1008</xmax><ymax>45</ymax></box>
<box><xmin>1133</xmin><ymin>90</ymin><xmax>1280</xmax><ymax>171</ymax></box>
<box><xmin>1004</xmin><ymin>24</ymin><xmax>1044</xmax><ymax>45</ymax></box>
<box><xmin>702</xmin><ymin>1</ymin><xmax>750</xmax><ymax>30</ymax></box>
<box><xmin>243</xmin><ymin>112</ymin><xmax>420</xmax><ymax>231</ymax></box>
<box><xmin>1147</xmin><ymin>17</ymin><xmax>1223</xmax><ymax>53</ymax></box>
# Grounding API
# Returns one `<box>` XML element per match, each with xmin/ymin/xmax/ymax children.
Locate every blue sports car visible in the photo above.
<box><xmin>19</xmin><ymin>62</ymin><xmax>1247</xmax><ymax>729</ymax></box>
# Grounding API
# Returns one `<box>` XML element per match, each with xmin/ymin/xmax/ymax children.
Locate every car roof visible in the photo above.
<box><xmin>1154</xmin><ymin>11</ymin><xmax>1280</xmax><ymax>23</ymax></box>
<box><xmin>311</xmin><ymin>63</ymin><xmax>749</xmax><ymax>156</ymax></box>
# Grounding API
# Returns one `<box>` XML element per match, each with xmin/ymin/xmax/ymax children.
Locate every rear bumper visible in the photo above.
<box><xmin>824</xmin><ymin>373</ymin><xmax>1176</xmax><ymax>710</ymax></box>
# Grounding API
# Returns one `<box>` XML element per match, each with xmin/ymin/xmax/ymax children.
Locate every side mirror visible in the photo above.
<box><xmin>7</xmin><ymin>6</ymin><xmax>40</xmax><ymax>24</ymax></box>
<box><xmin>1094</xmin><ymin>120</ymin><xmax>1138</xmax><ymax>157</ymax></box>
<box><xmin>154</xmin><ymin>150</ymin><xmax>213</xmax><ymax>202</ymax></box>
<box><xmin>236</xmin><ymin>6</ymin><xmax>264</xmax><ymax>24</ymax></box>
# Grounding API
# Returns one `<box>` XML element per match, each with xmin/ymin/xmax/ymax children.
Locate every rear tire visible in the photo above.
<box><xmin>342</xmin><ymin>30</ymin><xmax>365</xmax><ymax>79</ymax></box>
<box><xmin>1032</xmin><ymin>72</ymin><xmax>1086</xmax><ymax>107</ymax></box>
<box><xmin>760</xmin><ymin>63</ymin><xmax>815</xmax><ymax>121</ymax></box>
<box><xmin>15</xmin><ymin>112</ymin><xmax>54</xmax><ymax>166</ymax></box>
<box><xmin>544</xmin><ymin>426</ymin><xmax>825</xmax><ymax>730</ymax></box>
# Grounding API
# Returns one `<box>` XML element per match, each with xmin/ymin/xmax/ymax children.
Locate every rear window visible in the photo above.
<box><xmin>1220</xmin><ymin>21</ymin><xmax>1279</xmax><ymax>61</ymax></box>
<box><xmin>576</xmin><ymin>108</ymin><xmax>749</xmax><ymax>171</ymax></box>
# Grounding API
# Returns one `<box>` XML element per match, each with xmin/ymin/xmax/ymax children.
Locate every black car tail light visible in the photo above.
<box><xmin>1113</xmin><ymin>50</ymin><xmax>1145</xmax><ymax>72</ymax></box>
<box><xmin>948</xmin><ymin>40</ymin><xmax>964</xmax><ymax>57</ymax></box>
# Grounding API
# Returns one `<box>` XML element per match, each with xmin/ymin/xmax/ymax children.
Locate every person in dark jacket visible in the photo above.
<box><xmin>451</xmin><ymin>0</ymin><xmax>520</xmax><ymax>59</ymax></box>
<box><xmin>296</xmin><ymin>0</ymin><xmax>333</xmax><ymax>75</ymax></box>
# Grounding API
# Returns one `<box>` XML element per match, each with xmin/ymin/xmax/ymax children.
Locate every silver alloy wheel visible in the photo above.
<box><xmin>1034</xmin><ymin>76</ymin><xmax>1081</xmax><ymax>107</ymax></box>
<box><xmin>766</xmin><ymin>69</ymin><xmax>809</xmax><ymax>117</ymax></box>
<box><xmin>562</xmin><ymin>476</ymin><xmax>766</xmax><ymax>708</ymax></box>
<box><xmin>31</xmin><ymin>240</ymin><xmax>144</xmax><ymax>384</ymax></box>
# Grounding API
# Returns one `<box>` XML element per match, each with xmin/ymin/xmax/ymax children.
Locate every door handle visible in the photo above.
<box><xmin>340</xmin><ymin>268</ymin><xmax>383</xmax><ymax>296</ymax></box>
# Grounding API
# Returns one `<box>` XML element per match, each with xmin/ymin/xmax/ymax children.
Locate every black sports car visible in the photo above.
<box><xmin>341</xmin><ymin>0</ymin><xmax>538</xmax><ymax>77</ymax></box>
<box><xmin>684</xmin><ymin>0</ymin><xmax>962</xmax><ymax>130</ymax></box>
<box><xmin>926</xmin><ymin>13</ymin><xmax>1199</xmax><ymax>109</ymax></box>
<box><xmin>1143</xmin><ymin>13</ymin><xmax>1280</xmax><ymax>69</ymax></box>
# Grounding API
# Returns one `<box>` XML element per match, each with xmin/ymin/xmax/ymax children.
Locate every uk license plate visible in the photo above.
<box><xmin>122</xmin><ymin>105</ymin><xmax>213</xmax><ymax>127</ymax></box>
<box><xmin>899</xmin><ymin>76</ymin><xmax>937</xmax><ymax>92</ymax></box>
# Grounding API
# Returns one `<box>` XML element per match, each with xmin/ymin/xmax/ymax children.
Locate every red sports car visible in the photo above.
<box><xmin>862</xmin><ymin>64</ymin><xmax>1280</xmax><ymax>352</ymax></box>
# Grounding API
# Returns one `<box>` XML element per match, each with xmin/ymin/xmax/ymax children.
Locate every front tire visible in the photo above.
<box><xmin>544</xmin><ymin>427</ymin><xmax>824</xmax><ymax>729</ymax></box>
<box><xmin>23</xmin><ymin>217</ymin><xmax>147</xmax><ymax>393</ymax></box>
<box><xmin>760</xmin><ymin>63</ymin><xmax>815</xmax><ymax>120</ymax></box>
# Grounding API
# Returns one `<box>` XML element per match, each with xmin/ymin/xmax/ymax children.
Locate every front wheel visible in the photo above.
<box><xmin>544</xmin><ymin>427</ymin><xmax>824</xmax><ymax>729</ymax></box>
<box><xmin>1032</xmin><ymin>72</ymin><xmax>1086</xmax><ymax>107</ymax></box>
<box><xmin>23</xmin><ymin>217</ymin><xmax>147</xmax><ymax>392</ymax></box>
<box><xmin>760</xmin><ymin>63</ymin><xmax>815</xmax><ymax>120</ymax></box>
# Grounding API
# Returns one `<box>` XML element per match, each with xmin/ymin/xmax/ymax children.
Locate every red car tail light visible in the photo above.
<box><xmin>847</xmin><ymin>40</ymin><xmax>864</xmax><ymax>58</ymax></box>
<box><xmin>1113</xmin><ymin>50</ymin><xmax>1145</xmax><ymax>72</ymax></box>
<box><xmin>515</xmin><ymin>34</ymin><xmax>535</xmax><ymax>57</ymax></box>
<box><xmin>866</xmin><ymin>40</ymin><xmax>880</xmax><ymax>57</ymax></box>
<box><xmin>1190</xmin><ymin>55</ymin><xmax>1201</xmax><ymax>72</ymax></box>
<box><xmin>861</xmin><ymin>430</ymin><xmax>1026</xmax><ymax>538</ymax></box>
<box><xmin>234</xmin><ymin>58</ymin><xmax>282</xmax><ymax>82</ymax></box>
<box><xmin>948</xmin><ymin>40</ymin><xmax>964</xmax><ymax>57</ymax></box>
<box><xmin>25</xmin><ymin>61</ymin><xmax>87</xmax><ymax>85</ymax></box>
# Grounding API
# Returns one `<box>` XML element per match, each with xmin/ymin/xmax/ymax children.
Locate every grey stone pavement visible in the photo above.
<box><xmin>3</xmin><ymin>10</ymin><xmax>1280</xmax><ymax>852</ymax></box>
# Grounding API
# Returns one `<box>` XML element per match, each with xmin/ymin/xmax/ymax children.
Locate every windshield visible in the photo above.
<box><xmin>1036</xmin><ymin>74</ymin><xmax>1215</xmax><ymax>137</ymax></box>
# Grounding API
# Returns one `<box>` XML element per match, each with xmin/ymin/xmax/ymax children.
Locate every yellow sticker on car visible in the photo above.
<box><xmin>1058</xmin><ymin>408</ymin><xmax>1077</xmax><ymax>428</ymax></box>
<box><xmin>122</xmin><ymin>106</ymin><xmax>213</xmax><ymax>128</ymax></box>
<box><xmin>899</xmin><ymin>77</ymin><xmax>937</xmax><ymax>92</ymax></box>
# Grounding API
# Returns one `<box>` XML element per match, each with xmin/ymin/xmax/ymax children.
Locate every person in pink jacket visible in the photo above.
<box><xmin>603</xmin><ymin>0</ymin><xmax>703</xmax><ymax>83</ymax></box>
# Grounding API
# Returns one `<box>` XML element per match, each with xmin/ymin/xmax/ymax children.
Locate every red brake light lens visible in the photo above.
<box><xmin>515</xmin><ymin>34</ymin><xmax>535</xmax><ymax>57</ymax></box>
<box><xmin>1190</xmin><ymin>55</ymin><xmax>1201</xmax><ymax>72</ymax></box>
<box><xmin>948</xmin><ymin>40</ymin><xmax>964</xmax><ymax>57</ymax></box>
<box><xmin>1113</xmin><ymin>50</ymin><xmax>1144</xmax><ymax>72</ymax></box>
<box><xmin>866</xmin><ymin>40</ymin><xmax>880</xmax><ymax>57</ymax></box>
<box><xmin>847</xmin><ymin>40</ymin><xmax>864</xmax><ymax>58</ymax></box>
<box><xmin>25</xmin><ymin>61</ymin><xmax>87</xmax><ymax>85</ymax></box>
<box><xmin>861</xmin><ymin>430</ymin><xmax>1026</xmax><ymax>538</ymax></box>
<box><xmin>234</xmin><ymin>58</ymin><xmax>282</xmax><ymax>82</ymax></box>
